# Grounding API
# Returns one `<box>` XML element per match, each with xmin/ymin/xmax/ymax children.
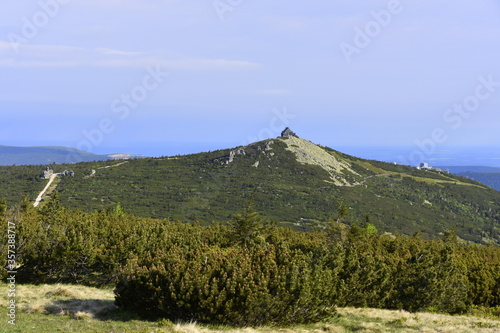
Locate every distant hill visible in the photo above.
<box><xmin>1</xmin><ymin>133</ymin><xmax>499</xmax><ymax>245</ymax></box>
<box><xmin>0</xmin><ymin>145</ymin><xmax>144</xmax><ymax>166</ymax></box>
<box><xmin>437</xmin><ymin>166</ymin><xmax>500</xmax><ymax>174</ymax></box>
<box><xmin>437</xmin><ymin>166</ymin><xmax>500</xmax><ymax>191</ymax></box>
<box><xmin>456</xmin><ymin>172</ymin><xmax>500</xmax><ymax>191</ymax></box>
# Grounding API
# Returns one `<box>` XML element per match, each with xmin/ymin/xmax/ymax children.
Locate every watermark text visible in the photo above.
<box><xmin>340</xmin><ymin>0</ymin><xmax>409</xmax><ymax>63</ymax></box>
<box><xmin>68</xmin><ymin>65</ymin><xmax>168</xmax><ymax>163</ymax></box>
<box><xmin>398</xmin><ymin>74</ymin><xmax>500</xmax><ymax>166</ymax></box>
<box><xmin>7</xmin><ymin>0</ymin><xmax>71</xmax><ymax>54</ymax></box>
<box><xmin>6</xmin><ymin>221</ymin><xmax>17</xmax><ymax>326</ymax></box>
<box><xmin>213</xmin><ymin>0</ymin><xmax>244</xmax><ymax>21</ymax></box>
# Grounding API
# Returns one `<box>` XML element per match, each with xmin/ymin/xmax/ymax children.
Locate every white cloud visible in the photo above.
<box><xmin>0</xmin><ymin>41</ymin><xmax>11</xmax><ymax>51</ymax></box>
<box><xmin>0</xmin><ymin>42</ymin><xmax>261</xmax><ymax>70</ymax></box>
<box><xmin>166</xmin><ymin>58</ymin><xmax>261</xmax><ymax>71</ymax></box>
<box><xmin>259</xmin><ymin>89</ymin><xmax>291</xmax><ymax>96</ymax></box>
<box><xmin>96</xmin><ymin>48</ymin><xmax>143</xmax><ymax>57</ymax></box>
<box><xmin>73</xmin><ymin>0</ymin><xmax>177</xmax><ymax>10</ymax></box>
<box><xmin>262</xmin><ymin>16</ymin><xmax>311</xmax><ymax>32</ymax></box>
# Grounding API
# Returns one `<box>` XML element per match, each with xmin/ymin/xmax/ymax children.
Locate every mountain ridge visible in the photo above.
<box><xmin>0</xmin><ymin>145</ymin><xmax>145</xmax><ymax>166</ymax></box>
<box><xmin>1</xmin><ymin>133</ymin><xmax>499</xmax><ymax>245</ymax></box>
<box><xmin>436</xmin><ymin>166</ymin><xmax>500</xmax><ymax>191</ymax></box>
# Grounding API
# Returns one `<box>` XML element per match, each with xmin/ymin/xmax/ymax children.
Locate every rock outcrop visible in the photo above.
<box><xmin>62</xmin><ymin>170</ymin><xmax>75</xmax><ymax>177</ymax></box>
<box><xmin>265</xmin><ymin>140</ymin><xmax>274</xmax><ymax>150</ymax></box>
<box><xmin>227</xmin><ymin>148</ymin><xmax>246</xmax><ymax>164</ymax></box>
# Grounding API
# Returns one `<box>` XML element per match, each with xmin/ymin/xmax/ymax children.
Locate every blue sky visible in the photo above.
<box><xmin>1</xmin><ymin>0</ymin><xmax>500</xmax><ymax>161</ymax></box>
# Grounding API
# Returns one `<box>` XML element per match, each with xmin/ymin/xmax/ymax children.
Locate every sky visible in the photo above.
<box><xmin>1</xmin><ymin>0</ymin><xmax>500</xmax><ymax>165</ymax></box>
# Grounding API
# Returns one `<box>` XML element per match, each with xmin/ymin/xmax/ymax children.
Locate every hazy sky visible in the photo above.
<box><xmin>1</xmin><ymin>0</ymin><xmax>500</xmax><ymax>159</ymax></box>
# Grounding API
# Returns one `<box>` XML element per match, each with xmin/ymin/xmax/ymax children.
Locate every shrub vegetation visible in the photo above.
<box><xmin>1</xmin><ymin>194</ymin><xmax>499</xmax><ymax>326</ymax></box>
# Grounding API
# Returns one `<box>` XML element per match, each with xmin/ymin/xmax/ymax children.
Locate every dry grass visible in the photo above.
<box><xmin>0</xmin><ymin>283</ymin><xmax>499</xmax><ymax>332</ymax></box>
<box><xmin>0</xmin><ymin>283</ymin><xmax>115</xmax><ymax>320</ymax></box>
<box><xmin>281</xmin><ymin>137</ymin><xmax>359</xmax><ymax>186</ymax></box>
<box><xmin>334</xmin><ymin>307</ymin><xmax>500</xmax><ymax>333</ymax></box>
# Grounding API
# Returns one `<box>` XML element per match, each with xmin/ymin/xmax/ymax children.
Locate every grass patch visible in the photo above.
<box><xmin>0</xmin><ymin>283</ymin><xmax>499</xmax><ymax>333</ymax></box>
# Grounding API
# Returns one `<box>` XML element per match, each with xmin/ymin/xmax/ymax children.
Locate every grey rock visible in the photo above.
<box><xmin>265</xmin><ymin>140</ymin><xmax>274</xmax><ymax>150</ymax></box>
<box><xmin>227</xmin><ymin>148</ymin><xmax>246</xmax><ymax>164</ymax></box>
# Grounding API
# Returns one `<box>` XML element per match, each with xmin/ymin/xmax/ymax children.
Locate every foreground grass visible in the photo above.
<box><xmin>0</xmin><ymin>283</ymin><xmax>499</xmax><ymax>333</ymax></box>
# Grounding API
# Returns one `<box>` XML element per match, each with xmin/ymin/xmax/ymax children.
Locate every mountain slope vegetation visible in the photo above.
<box><xmin>1</xmin><ymin>136</ymin><xmax>499</xmax><ymax>244</ymax></box>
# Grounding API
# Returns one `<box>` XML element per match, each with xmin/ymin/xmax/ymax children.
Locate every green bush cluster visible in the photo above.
<box><xmin>1</xmin><ymin>195</ymin><xmax>500</xmax><ymax>326</ymax></box>
<box><xmin>114</xmin><ymin>217</ymin><xmax>500</xmax><ymax>324</ymax></box>
<box><xmin>2</xmin><ymin>194</ymin><xmax>207</xmax><ymax>285</ymax></box>
<box><xmin>115</xmin><ymin>244</ymin><xmax>337</xmax><ymax>326</ymax></box>
<box><xmin>322</xmin><ymin>224</ymin><xmax>497</xmax><ymax>314</ymax></box>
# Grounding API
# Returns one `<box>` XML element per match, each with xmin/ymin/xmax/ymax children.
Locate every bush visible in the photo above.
<box><xmin>2</xmin><ymin>197</ymin><xmax>500</xmax><ymax>323</ymax></box>
<box><xmin>115</xmin><ymin>243</ymin><xmax>337</xmax><ymax>326</ymax></box>
<box><xmin>387</xmin><ymin>242</ymin><xmax>469</xmax><ymax>313</ymax></box>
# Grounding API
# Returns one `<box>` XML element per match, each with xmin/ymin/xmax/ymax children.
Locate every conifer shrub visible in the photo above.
<box><xmin>387</xmin><ymin>242</ymin><xmax>469</xmax><ymax>314</ymax></box>
<box><xmin>2</xmin><ymin>196</ymin><xmax>500</xmax><ymax>320</ymax></box>
<box><xmin>114</xmin><ymin>242</ymin><xmax>337</xmax><ymax>326</ymax></box>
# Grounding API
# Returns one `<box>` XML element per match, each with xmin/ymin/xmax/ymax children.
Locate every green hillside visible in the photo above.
<box><xmin>1</xmin><ymin>135</ymin><xmax>499</xmax><ymax>244</ymax></box>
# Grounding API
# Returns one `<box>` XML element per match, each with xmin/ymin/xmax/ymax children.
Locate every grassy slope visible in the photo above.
<box><xmin>1</xmin><ymin>138</ymin><xmax>499</xmax><ymax>243</ymax></box>
<box><xmin>0</xmin><ymin>283</ymin><xmax>499</xmax><ymax>333</ymax></box>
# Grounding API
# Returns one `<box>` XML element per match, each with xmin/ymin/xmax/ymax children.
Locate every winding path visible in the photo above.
<box><xmin>33</xmin><ymin>173</ymin><xmax>59</xmax><ymax>207</ymax></box>
<box><xmin>33</xmin><ymin>161</ymin><xmax>130</xmax><ymax>207</ymax></box>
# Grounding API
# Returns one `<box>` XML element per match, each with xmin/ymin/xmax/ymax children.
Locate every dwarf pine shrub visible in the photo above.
<box><xmin>114</xmin><ymin>242</ymin><xmax>337</xmax><ymax>326</ymax></box>
<box><xmin>2</xmin><ymin>197</ymin><xmax>500</xmax><ymax>321</ymax></box>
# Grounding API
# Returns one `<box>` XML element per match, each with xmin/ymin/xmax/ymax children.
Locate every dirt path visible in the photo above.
<box><xmin>33</xmin><ymin>173</ymin><xmax>59</xmax><ymax>207</ymax></box>
<box><xmin>34</xmin><ymin>161</ymin><xmax>129</xmax><ymax>206</ymax></box>
<box><xmin>97</xmin><ymin>161</ymin><xmax>129</xmax><ymax>169</ymax></box>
